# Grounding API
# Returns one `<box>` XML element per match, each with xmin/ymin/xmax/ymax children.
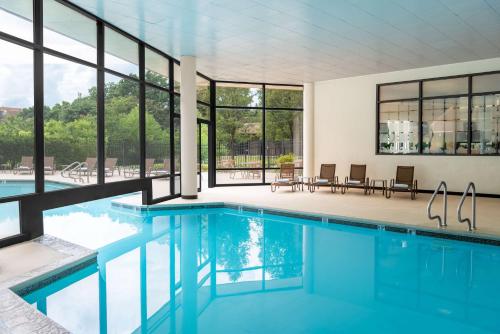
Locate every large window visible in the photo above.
<box><xmin>146</xmin><ymin>84</ymin><xmax>171</xmax><ymax>199</ymax></box>
<box><xmin>105</xmin><ymin>27</ymin><xmax>139</xmax><ymax>76</ymax></box>
<box><xmin>0</xmin><ymin>0</ymin><xmax>33</xmax><ymax>42</ymax></box>
<box><xmin>0</xmin><ymin>40</ymin><xmax>34</xmax><ymax>196</ymax></box>
<box><xmin>104</xmin><ymin>73</ymin><xmax>140</xmax><ymax>182</ymax></box>
<box><xmin>44</xmin><ymin>55</ymin><xmax>97</xmax><ymax>187</ymax></box>
<box><xmin>215</xmin><ymin>83</ymin><xmax>303</xmax><ymax>185</ymax></box>
<box><xmin>216</xmin><ymin>108</ymin><xmax>262</xmax><ymax>184</ymax></box>
<box><xmin>265</xmin><ymin>85</ymin><xmax>303</xmax><ymax>182</ymax></box>
<box><xmin>377</xmin><ymin>72</ymin><xmax>500</xmax><ymax>155</ymax></box>
<box><xmin>378</xmin><ymin>83</ymin><xmax>419</xmax><ymax>154</ymax></box>
<box><xmin>43</xmin><ymin>0</ymin><xmax>97</xmax><ymax>63</ymax></box>
<box><xmin>145</xmin><ymin>47</ymin><xmax>169</xmax><ymax>89</ymax></box>
<box><xmin>471</xmin><ymin>73</ymin><xmax>500</xmax><ymax>155</ymax></box>
<box><xmin>422</xmin><ymin>97</ymin><xmax>468</xmax><ymax>154</ymax></box>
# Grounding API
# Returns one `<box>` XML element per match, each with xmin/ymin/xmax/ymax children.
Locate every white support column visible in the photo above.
<box><xmin>180</xmin><ymin>56</ymin><xmax>198</xmax><ymax>199</ymax></box>
<box><xmin>303</xmin><ymin>83</ymin><xmax>315</xmax><ymax>177</ymax></box>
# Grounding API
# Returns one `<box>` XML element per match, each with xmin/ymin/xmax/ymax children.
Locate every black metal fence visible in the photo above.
<box><xmin>216</xmin><ymin>139</ymin><xmax>302</xmax><ymax>168</ymax></box>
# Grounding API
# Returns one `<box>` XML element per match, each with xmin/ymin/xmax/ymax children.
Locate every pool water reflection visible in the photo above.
<box><xmin>23</xmin><ymin>202</ymin><xmax>500</xmax><ymax>334</ymax></box>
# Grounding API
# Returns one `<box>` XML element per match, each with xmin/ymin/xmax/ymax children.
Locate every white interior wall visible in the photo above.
<box><xmin>314</xmin><ymin>57</ymin><xmax>500</xmax><ymax>194</ymax></box>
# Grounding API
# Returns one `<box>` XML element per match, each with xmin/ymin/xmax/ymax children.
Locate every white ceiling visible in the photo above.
<box><xmin>69</xmin><ymin>0</ymin><xmax>500</xmax><ymax>84</ymax></box>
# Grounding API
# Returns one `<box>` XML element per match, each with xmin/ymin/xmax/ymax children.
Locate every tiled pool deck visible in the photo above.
<box><xmin>115</xmin><ymin>185</ymin><xmax>500</xmax><ymax>242</ymax></box>
<box><xmin>0</xmin><ymin>235</ymin><xmax>96</xmax><ymax>333</ymax></box>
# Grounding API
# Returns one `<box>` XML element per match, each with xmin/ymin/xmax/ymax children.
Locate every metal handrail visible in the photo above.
<box><xmin>61</xmin><ymin>161</ymin><xmax>81</xmax><ymax>178</ymax></box>
<box><xmin>427</xmin><ymin>181</ymin><xmax>447</xmax><ymax>228</ymax></box>
<box><xmin>457</xmin><ymin>182</ymin><xmax>476</xmax><ymax>231</ymax></box>
<box><xmin>61</xmin><ymin>161</ymin><xmax>89</xmax><ymax>183</ymax></box>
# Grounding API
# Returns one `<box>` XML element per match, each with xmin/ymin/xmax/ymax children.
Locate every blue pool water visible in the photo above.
<box><xmin>0</xmin><ymin>181</ymin><xmax>72</xmax><ymax>238</ymax></box>
<box><xmin>21</xmin><ymin>199</ymin><xmax>500</xmax><ymax>334</ymax></box>
<box><xmin>0</xmin><ymin>180</ymin><xmax>71</xmax><ymax>197</ymax></box>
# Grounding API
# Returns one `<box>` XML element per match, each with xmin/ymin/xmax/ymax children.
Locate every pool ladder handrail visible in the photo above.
<box><xmin>427</xmin><ymin>181</ymin><xmax>448</xmax><ymax>228</ymax></box>
<box><xmin>457</xmin><ymin>182</ymin><xmax>476</xmax><ymax>231</ymax></box>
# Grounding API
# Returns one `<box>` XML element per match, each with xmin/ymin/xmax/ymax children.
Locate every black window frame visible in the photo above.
<box><xmin>214</xmin><ymin>81</ymin><xmax>304</xmax><ymax>186</ymax></box>
<box><xmin>0</xmin><ymin>0</ymin><xmax>214</xmax><ymax>247</ymax></box>
<box><xmin>376</xmin><ymin>70</ymin><xmax>500</xmax><ymax>156</ymax></box>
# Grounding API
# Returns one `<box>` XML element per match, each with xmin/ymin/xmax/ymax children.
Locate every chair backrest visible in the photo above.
<box><xmin>44</xmin><ymin>156</ymin><xmax>54</xmax><ymax>167</ymax></box>
<box><xmin>105</xmin><ymin>158</ymin><xmax>117</xmax><ymax>169</ymax></box>
<box><xmin>319</xmin><ymin>164</ymin><xmax>336</xmax><ymax>181</ymax></box>
<box><xmin>145</xmin><ymin>158</ymin><xmax>155</xmax><ymax>172</ymax></box>
<box><xmin>350</xmin><ymin>164</ymin><xmax>366</xmax><ymax>181</ymax></box>
<box><xmin>85</xmin><ymin>157</ymin><xmax>97</xmax><ymax>169</ymax></box>
<box><xmin>280</xmin><ymin>163</ymin><xmax>295</xmax><ymax>179</ymax></box>
<box><xmin>20</xmin><ymin>156</ymin><xmax>33</xmax><ymax>167</ymax></box>
<box><xmin>396</xmin><ymin>166</ymin><xmax>414</xmax><ymax>185</ymax></box>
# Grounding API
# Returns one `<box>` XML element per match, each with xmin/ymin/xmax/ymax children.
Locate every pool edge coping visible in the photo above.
<box><xmin>111</xmin><ymin>199</ymin><xmax>500</xmax><ymax>246</ymax></box>
<box><xmin>0</xmin><ymin>235</ymin><xmax>96</xmax><ymax>333</ymax></box>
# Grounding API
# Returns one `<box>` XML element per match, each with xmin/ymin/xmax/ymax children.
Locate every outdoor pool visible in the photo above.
<box><xmin>0</xmin><ymin>181</ymin><xmax>72</xmax><ymax>238</ymax></box>
<box><xmin>17</xmin><ymin>198</ymin><xmax>500</xmax><ymax>333</ymax></box>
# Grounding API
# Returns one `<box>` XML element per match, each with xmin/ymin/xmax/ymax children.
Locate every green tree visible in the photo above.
<box><xmin>215</xmin><ymin>87</ymin><xmax>262</xmax><ymax>160</ymax></box>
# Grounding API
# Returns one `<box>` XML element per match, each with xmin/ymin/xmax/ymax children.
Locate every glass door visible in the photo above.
<box><xmin>198</xmin><ymin>122</ymin><xmax>209</xmax><ymax>190</ymax></box>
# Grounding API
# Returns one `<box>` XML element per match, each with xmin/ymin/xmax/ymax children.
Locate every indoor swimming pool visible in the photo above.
<box><xmin>17</xmin><ymin>198</ymin><xmax>500</xmax><ymax>334</ymax></box>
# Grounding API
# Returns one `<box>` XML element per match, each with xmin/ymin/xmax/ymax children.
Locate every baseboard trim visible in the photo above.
<box><xmin>418</xmin><ymin>189</ymin><xmax>500</xmax><ymax>198</ymax></box>
<box><xmin>181</xmin><ymin>195</ymin><xmax>198</xmax><ymax>200</ymax></box>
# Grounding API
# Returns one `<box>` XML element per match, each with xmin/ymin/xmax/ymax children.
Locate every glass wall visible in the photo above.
<box><xmin>145</xmin><ymin>48</ymin><xmax>171</xmax><ymax>199</ymax></box>
<box><xmin>215</xmin><ymin>83</ymin><xmax>303</xmax><ymax>185</ymax></box>
<box><xmin>216</xmin><ymin>108</ymin><xmax>262</xmax><ymax>184</ymax></box>
<box><xmin>44</xmin><ymin>55</ymin><xmax>97</xmax><ymax>187</ymax></box>
<box><xmin>145</xmin><ymin>87</ymin><xmax>170</xmax><ymax>176</ymax></box>
<box><xmin>264</xmin><ymin>85</ymin><xmax>303</xmax><ymax>181</ymax></box>
<box><xmin>377</xmin><ymin>72</ymin><xmax>500</xmax><ymax>155</ymax></box>
<box><xmin>0</xmin><ymin>0</ymin><xmax>200</xmax><ymax>246</ymax></box>
<box><xmin>104</xmin><ymin>73</ymin><xmax>140</xmax><ymax>181</ymax></box>
<box><xmin>0</xmin><ymin>40</ymin><xmax>35</xmax><ymax>195</ymax></box>
<box><xmin>43</xmin><ymin>0</ymin><xmax>97</xmax><ymax>63</ymax></box>
<box><xmin>0</xmin><ymin>0</ymin><xmax>33</xmax><ymax>42</ymax></box>
<box><xmin>145</xmin><ymin>47</ymin><xmax>169</xmax><ymax>88</ymax></box>
<box><xmin>104</xmin><ymin>27</ymin><xmax>139</xmax><ymax>77</ymax></box>
<box><xmin>0</xmin><ymin>2</ymin><xmax>33</xmax><ymax>241</ymax></box>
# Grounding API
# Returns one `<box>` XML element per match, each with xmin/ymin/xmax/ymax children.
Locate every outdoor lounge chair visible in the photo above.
<box><xmin>385</xmin><ymin>166</ymin><xmax>418</xmax><ymax>200</ymax></box>
<box><xmin>44</xmin><ymin>156</ymin><xmax>56</xmax><ymax>175</ymax></box>
<box><xmin>341</xmin><ymin>164</ymin><xmax>369</xmax><ymax>195</ymax></box>
<box><xmin>271</xmin><ymin>163</ymin><xmax>297</xmax><ymax>192</ymax></box>
<box><xmin>219</xmin><ymin>159</ymin><xmax>236</xmax><ymax>179</ymax></box>
<box><xmin>310</xmin><ymin>164</ymin><xmax>338</xmax><ymax>193</ymax></box>
<box><xmin>14</xmin><ymin>156</ymin><xmax>33</xmax><ymax>175</ymax></box>
<box><xmin>124</xmin><ymin>158</ymin><xmax>155</xmax><ymax>178</ymax></box>
<box><xmin>80</xmin><ymin>157</ymin><xmax>97</xmax><ymax>177</ymax></box>
<box><xmin>153</xmin><ymin>159</ymin><xmax>170</xmax><ymax>176</ymax></box>
<box><xmin>246</xmin><ymin>161</ymin><xmax>261</xmax><ymax>179</ymax></box>
<box><xmin>104</xmin><ymin>158</ymin><xmax>118</xmax><ymax>177</ymax></box>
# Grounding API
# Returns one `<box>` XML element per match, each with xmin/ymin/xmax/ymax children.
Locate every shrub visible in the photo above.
<box><xmin>276</xmin><ymin>153</ymin><xmax>295</xmax><ymax>166</ymax></box>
